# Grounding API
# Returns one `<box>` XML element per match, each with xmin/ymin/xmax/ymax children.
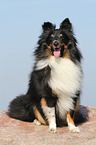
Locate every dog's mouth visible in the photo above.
<box><xmin>53</xmin><ymin>47</ymin><xmax>61</xmax><ymax>57</ymax></box>
<box><xmin>48</xmin><ymin>40</ymin><xmax>66</xmax><ymax>57</ymax></box>
<box><xmin>47</xmin><ymin>41</ymin><xmax>72</xmax><ymax>57</ymax></box>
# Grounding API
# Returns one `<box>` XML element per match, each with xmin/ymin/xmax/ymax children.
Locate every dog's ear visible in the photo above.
<box><xmin>60</xmin><ymin>18</ymin><xmax>72</xmax><ymax>32</ymax></box>
<box><xmin>42</xmin><ymin>22</ymin><xmax>55</xmax><ymax>32</ymax></box>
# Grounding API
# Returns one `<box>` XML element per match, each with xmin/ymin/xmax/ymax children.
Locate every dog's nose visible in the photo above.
<box><xmin>53</xmin><ymin>40</ymin><xmax>59</xmax><ymax>47</ymax></box>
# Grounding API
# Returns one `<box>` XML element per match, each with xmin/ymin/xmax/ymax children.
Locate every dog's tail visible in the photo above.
<box><xmin>7</xmin><ymin>95</ymin><xmax>35</xmax><ymax>122</ymax></box>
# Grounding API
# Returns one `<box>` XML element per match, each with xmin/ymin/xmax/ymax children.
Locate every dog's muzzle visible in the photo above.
<box><xmin>52</xmin><ymin>40</ymin><xmax>61</xmax><ymax>57</ymax></box>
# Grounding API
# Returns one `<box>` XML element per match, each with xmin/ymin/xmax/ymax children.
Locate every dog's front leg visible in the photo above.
<box><xmin>42</xmin><ymin>106</ymin><xmax>56</xmax><ymax>133</ymax></box>
<box><xmin>41</xmin><ymin>95</ymin><xmax>57</xmax><ymax>133</ymax></box>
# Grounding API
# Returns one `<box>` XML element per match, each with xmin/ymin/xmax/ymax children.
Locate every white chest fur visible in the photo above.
<box><xmin>48</xmin><ymin>57</ymin><xmax>82</xmax><ymax>97</ymax></box>
<box><xmin>48</xmin><ymin>57</ymin><xmax>83</xmax><ymax>118</ymax></box>
<box><xmin>35</xmin><ymin>56</ymin><xmax>83</xmax><ymax>119</ymax></box>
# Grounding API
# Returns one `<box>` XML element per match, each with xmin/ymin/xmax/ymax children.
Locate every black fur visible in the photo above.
<box><xmin>7</xmin><ymin>18</ymin><xmax>88</xmax><ymax>128</ymax></box>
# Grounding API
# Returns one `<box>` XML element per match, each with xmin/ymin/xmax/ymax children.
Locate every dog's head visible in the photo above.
<box><xmin>37</xmin><ymin>18</ymin><xmax>82</xmax><ymax>62</ymax></box>
<box><xmin>42</xmin><ymin>18</ymin><xmax>74</xmax><ymax>57</ymax></box>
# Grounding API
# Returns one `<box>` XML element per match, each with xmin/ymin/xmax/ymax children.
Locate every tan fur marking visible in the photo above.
<box><xmin>33</xmin><ymin>106</ymin><xmax>47</xmax><ymax>125</ymax></box>
<box><xmin>47</xmin><ymin>46</ymin><xmax>53</xmax><ymax>57</ymax></box>
<box><xmin>51</xmin><ymin>34</ymin><xmax>54</xmax><ymax>38</ymax></box>
<box><xmin>48</xmin><ymin>45</ymin><xmax>51</xmax><ymax>49</ymax></box>
<box><xmin>63</xmin><ymin>49</ymin><xmax>70</xmax><ymax>59</ymax></box>
<box><xmin>47</xmin><ymin>43</ymin><xmax>70</xmax><ymax>58</ymax></box>
<box><xmin>64</xmin><ymin>45</ymin><xmax>67</xmax><ymax>49</ymax></box>
<box><xmin>60</xmin><ymin>43</ymin><xmax>67</xmax><ymax>49</ymax></box>
<box><xmin>60</xmin><ymin>34</ymin><xmax>63</xmax><ymax>37</ymax></box>
<box><xmin>48</xmin><ymin>44</ymin><xmax>53</xmax><ymax>48</ymax></box>
<box><xmin>75</xmin><ymin>98</ymin><xmax>79</xmax><ymax>112</ymax></box>
<box><xmin>67</xmin><ymin>112</ymin><xmax>75</xmax><ymax>126</ymax></box>
<box><xmin>52</xmin><ymin>90</ymin><xmax>56</xmax><ymax>95</ymax></box>
<box><xmin>41</xmin><ymin>98</ymin><xmax>47</xmax><ymax>106</ymax></box>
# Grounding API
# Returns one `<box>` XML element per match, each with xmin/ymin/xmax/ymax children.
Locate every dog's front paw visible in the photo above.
<box><xmin>33</xmin><ymin>119</ymin><xmax>41</xmax><ymax>126</ymax></box>
<box><xmin>68</xmin><ymin>124</ymin><xmax>80</xmax><ymax>133</ymax></box>
<box><xmin>49</xmin><ymin>123</ymin><xmax>57</xmax><ymax>133</ymax></box>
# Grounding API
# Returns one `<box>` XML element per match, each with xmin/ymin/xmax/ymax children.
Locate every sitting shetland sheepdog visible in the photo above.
<box><xmin>8</xmin><ymin>18</ymin><xmax>83</xmax><ymax>133</ymax></box>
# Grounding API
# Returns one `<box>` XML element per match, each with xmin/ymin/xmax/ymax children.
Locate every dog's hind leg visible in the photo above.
<box><xmin>7</xmin><ymin>95</ymin><xmax>35</xmax><ymax>122</ymax></box>
<box><xmin>67</xmin><ymin>112</ymin><xmax>80</xmax><ymax>133</ymax></box>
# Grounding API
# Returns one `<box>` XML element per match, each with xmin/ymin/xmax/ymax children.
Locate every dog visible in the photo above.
<box><xmin>7</xmin><ymin>18</ymin><xmax>83</xmax><ymax>133</ymax></box>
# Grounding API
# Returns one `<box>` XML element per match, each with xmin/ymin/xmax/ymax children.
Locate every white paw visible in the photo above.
<box><xmin>49</xmin><ymin>123</ymin><xmax>57</xmax><ymax>133</ymax></box>
<box><xmin>33</xmin><ymin>119</ymin><xmax>41</xmax><ymax>126</ymax></box>
<box><xmin>68</xmin><ymin>124</ymin><xmax>80</xmax><ymax>133</ymax></box>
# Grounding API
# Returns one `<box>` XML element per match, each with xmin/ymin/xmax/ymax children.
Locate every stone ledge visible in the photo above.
<box><xmin>0</xmin><ymin>106</ymin><xmax>96</xmax><ymax>145</ymax></box>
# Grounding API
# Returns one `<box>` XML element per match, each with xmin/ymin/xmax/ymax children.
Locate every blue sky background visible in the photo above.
<box><xmin>0</xmin><ymin>0</ymin><xmax>96</xmax><ymax>110</ymax></box>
